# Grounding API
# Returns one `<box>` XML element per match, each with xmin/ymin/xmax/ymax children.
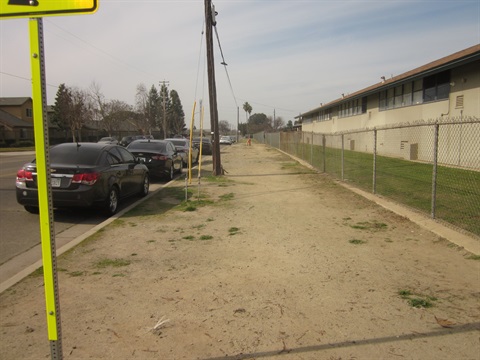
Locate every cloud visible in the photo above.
<box><xmin>1</xmin><ymin>0</ymin><xmax>478</xmax><ymax>130</ymax></box>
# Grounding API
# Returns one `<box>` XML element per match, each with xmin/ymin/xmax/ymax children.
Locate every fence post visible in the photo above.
<box><xmin>341</xmin><ymin>134</ymin><xmax>345</xmax><ymax>181</ymax></box>
<box><xmin>322</xmin><ymin>134</ymin><xmax>326</xmax><ymax>173</ymax></box>
<box><xmin>373</xmin><ymin>128</ymin><xmax>377</xmax><ymax>194</ymax></box>
<box><xmin>311</xmin><ymin>131</ymin><xmax>314</xmax><ymax>165</ymax></box>
<box><xmin>431</xmin><ymin>123</ymin><xmax>439</xmax><ymax>219</ymax></box>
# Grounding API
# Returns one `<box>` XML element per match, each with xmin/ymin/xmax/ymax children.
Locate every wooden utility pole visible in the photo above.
<box><xmin>204</xmin><ymin>0</ymin><xmax>222</xmax><ymax>175</ymax></box>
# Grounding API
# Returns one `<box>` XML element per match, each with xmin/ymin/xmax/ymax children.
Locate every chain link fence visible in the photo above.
<box><xmin>257</xmin><ymin>116</ymin><xmax>480</xmax><ymax>238</ymax></box>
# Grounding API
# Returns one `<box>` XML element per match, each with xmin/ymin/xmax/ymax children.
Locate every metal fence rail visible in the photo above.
<box><xmin>257</xmin><ymin>116</ymin><xmax>480</xmax><ymax>237</ymax></box>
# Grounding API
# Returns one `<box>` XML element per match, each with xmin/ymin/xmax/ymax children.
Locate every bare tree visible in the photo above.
<box><xmin>273</xmin><ymin>116</ymin><xmax>285</xmax><ymax>131</ymax></box>
<box><xmin>69</xmin><ymin>88</ymin><xmax>91</xmax><ymax>142</ymax></box>
<box><xmin>89</xmin><ymin>82</ymin><xmax>126</xmax><ymax>137</ymax></box>
<box><xmin>134</xmin><ymin>83</ymin><xmax>151</xmax><ymax>134</ymax></box>
<box><xmin>218</xmin><ymin>120</ymin><xmax>230</xmax><ymax>134</ymax></box>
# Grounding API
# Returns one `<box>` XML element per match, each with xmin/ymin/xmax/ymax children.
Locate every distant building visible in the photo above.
<box><xmin>0</xmin><ymin>97</ymin><xmax>35</xmax><ymax>144</ymax></box>
<box><xmin>299</xmin><ymin>44</ymin><xmax>479</xmax><ymax>133</ymax></box>
<box><xmin>0</xmin><ymin>97</ymin><xmax>34</xmax><ymax>122</ymax></box>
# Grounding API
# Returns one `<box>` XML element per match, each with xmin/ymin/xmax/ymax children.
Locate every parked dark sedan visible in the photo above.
<box><xmin>165</xmin><ymin>138</ymin><xmax>200</xmax><ymax>167</ymax></box>
<box><xmin>127</xmin><ymin>139</ymin><xmax>182</xmax><ymax>180</ymax></box>
<box><xmin>119</xmin><ymin>135</ymin><xmax>147</xmax><ymax>147</ymax></box>
<box><xmin>98</xmin><ymin>136</ymin><xmax>118</xmax><ymax>144</ymax></box>
<box><xmin>192</xmin><ymin>137</ymin><xmax>213</xmax><ymax>155</ymax></box>
<box><xmin>16</xmin><ymin>143</ymin><xmax>150</xmax><ymax>215</ymax></box>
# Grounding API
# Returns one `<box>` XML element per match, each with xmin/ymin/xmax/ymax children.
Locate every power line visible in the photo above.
<box><xmin>45</xmin><ymin>19</ymin><xmax>156</xmax><ymax>78</ymax></box>
<box><xmin>211</xmin><ymin>15</ymin><xmax>298</xmax><ymax>116</ymax></box>
<box><xmin>213</xmin><ymin>25</ymin><xmax>238</xmax><ymax>109</ymax></box>
<box><xmin>0</xmin><ymin>71</ymin><xmax>59</xmax><ymax>90</ymax></box>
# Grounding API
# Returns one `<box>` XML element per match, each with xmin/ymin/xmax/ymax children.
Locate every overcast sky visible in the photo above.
<box><xmin>1</xmin><ymin>0</ymin><xmax>479</xmax><ymax>130</ymax></box>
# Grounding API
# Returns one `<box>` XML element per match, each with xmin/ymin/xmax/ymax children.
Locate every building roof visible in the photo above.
<box><xmin>0</xmin><ymin>109</ymin><xmax>33</xmax><ymax>129</ymax></box>
<box><xmin>300</xmin><ymin>44</ymin><xmax>480</xmax><ymax>118</ymax></box>
<box><xmin>0</xmin><ymin>97</ymin><xmax>32</xmax><ymax>107</ymax></box>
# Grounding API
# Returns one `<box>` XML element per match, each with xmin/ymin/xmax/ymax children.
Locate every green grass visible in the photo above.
<box><xmin>199</xmin><ymin>235</ymin><xmax>213</xmax><ymax>241</ymax></box>
<box><xmin>219</xmin><ymin>192</ymin><xmax>235</xmax><ymax>201</ymax></box>
<box><xmin>349</xmin><ymin>239</ymin><xmax>366</xmax><ymax>245</ymax></box>
<box><xmin>204</xmin><ymin>175</ymin><xmax>234</xmax><ymax>186</ymax></box>
<box><xmin>229</xmin><ymin>227</ymin><xmax>240</xmax><ymax>235</ymax></box>
<box><xmin>287</xmin><ymin>143</ymin><xmax>480</xmax><ymax>236</ymax></box>
<box><xmin>398</xmin><ymin>289</ymin><xmax>437</xmax><ymax>308</ymax></box>
<box><xmin>94</xmin><ymin>258</ymin><xmax>131</xmax><ymax>269</ymax></box>
<box><xmin>350</xmin><ymin>221</ymin><xmax>388</xmax><ymax>231</ymax></box>
<box><xmin>68</xmin><ymin>271</ymin><xmax>85</xmax><ymax>277</ymax></box>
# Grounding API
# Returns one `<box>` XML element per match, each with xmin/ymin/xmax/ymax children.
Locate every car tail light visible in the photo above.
<box><xmin>72</xmin><ymin>172</ymin><xmax>100</xmax><ymax>185</ymax></box>
<box><xmin>16</xmin><ymin>169</ymin><xmax>34</xmax><ymax>188</ymax></box>
<box><xmin>151</xmin><ymin>155</ymin><xmax>168</xmax><ymax>161</ymax></box>
<box><xmin>16</xmin><ymin>169</ymin><xmax>34</xmax><ymax>181</ymax></box>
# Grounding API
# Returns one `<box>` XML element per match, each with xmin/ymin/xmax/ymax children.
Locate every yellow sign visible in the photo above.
<box><xmin>0</xmin><ymin>0</ymin><xmax>98</xmax><ymax>19</ymax></box>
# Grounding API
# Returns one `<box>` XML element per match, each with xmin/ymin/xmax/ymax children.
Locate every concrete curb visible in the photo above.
<box><xmin>0</xmin><ymin>177</ymin><xmax>179</xmax><ymax>294</ymax></box>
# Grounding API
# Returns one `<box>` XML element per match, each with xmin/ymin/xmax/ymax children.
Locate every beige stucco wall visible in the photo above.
<box><xmin>300</xmin><ymin>61</ymin><xmax>479</xmax><ymax>168</ymax></box>
<box><xmin>302</xmin><ymin>61</ymin><xmax>479</xmax><ymax>135</ymax></box>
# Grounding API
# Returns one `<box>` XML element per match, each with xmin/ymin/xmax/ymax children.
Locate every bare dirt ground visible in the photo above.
<box><xmin>1</xmin><ymin>142</ymin><xmax>479</xmax><ymax>360</ymax></box>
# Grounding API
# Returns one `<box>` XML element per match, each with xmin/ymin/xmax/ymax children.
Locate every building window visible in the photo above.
<box><xmin>379</xmin><ymin>72</ymin><xmax>451</xmax><ymax>111</ymax></box>
<box><xmin>402</xmin><ymin>82</ymin><xmax>412</xmax><ymax>106</ymax></box>
<box><xmin>394</xmin><ymin>85</ymin><xmax>403</xmax><ymax>108</ymax></box>
<box><xmin>26</xmin><ymin>108</ymin><xmax>33</xmax><ymax>118</ymax></box>
<box><xmin>423</xmin><ymin>70</ymin><xmax>450</xmax><ymax>103</ymax></box>
<box><xmin>387</xmin><ymin>88</ymin><xmax>394</xmax><ymax>109</ymax></box>
<box><xmin>338</xmin><ymin>97</ymin><xmax>367</xmax><ymax>118</ymax></box>
<box><xmin>413</xmin><ymin>79</ymin><xmax>423</xmax><ymax>104</ymax></box>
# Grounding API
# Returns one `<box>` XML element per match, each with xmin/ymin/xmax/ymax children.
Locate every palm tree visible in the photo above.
<box><xmin>243</xmin><ymin>102</ymin><xmax>252</xmax><ymax>135</ymax></box>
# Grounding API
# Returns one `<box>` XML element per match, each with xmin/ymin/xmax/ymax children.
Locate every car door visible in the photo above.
<box><xmin>107</xmin><ymin>146</ymin><xmax>132</xmax><ymax>196</ymax></box>
<box><xmin>168</xmin><ymin>142</ymin><xmax>181</xmax><ymax>172</ymax></box>
<box><xmin>116</xmin><ymin>146</ymin><xmax>143</xmax><ymax>195</ymax></box>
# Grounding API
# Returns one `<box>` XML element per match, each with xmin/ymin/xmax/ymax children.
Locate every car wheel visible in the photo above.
<box><xmin>105</xmin><ymin>186</ymin><xmax>119</xmax><ymax>215</ymax></box>
<box><xmin>177</xmin><ymin>162</ymin><xmax>183</xmax><ymax>174</ymax></box>
<box><xmin>24</xmin><ymin>205</ymin><xmax>39</xmax><ymax>214</ymax></box>
<box><xmin>139</xmin><ymin>175</ymin><xmax>149</xmax><ymax>197</ymax></box>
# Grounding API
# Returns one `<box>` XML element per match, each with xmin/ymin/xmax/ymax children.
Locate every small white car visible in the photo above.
<box><xmin>219</xmin><ymin>136</ymin><xmax>233</xmax><ymax>145</ymax></box>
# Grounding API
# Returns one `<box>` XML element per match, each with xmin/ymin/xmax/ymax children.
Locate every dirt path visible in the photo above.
<box><xmin>1</xmin><ymin>143</ymin><xmax>479</xmax><ymax>359</ymax></box>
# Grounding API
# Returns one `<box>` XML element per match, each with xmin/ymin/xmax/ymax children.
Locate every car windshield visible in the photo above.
<box><xmin>49</xmin><ymin>145</ymin><xmax>101</xmax><ymax>165</ymax></box>
<box><xmin>128</xmin><ymin>141</ymin><xmax>167</xmax><ymax>152</ymax></box>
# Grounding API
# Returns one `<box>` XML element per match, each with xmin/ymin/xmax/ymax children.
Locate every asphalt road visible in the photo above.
<box><xmin>0</xmin><ymin>152</ymin><xmax>112</xmax><ymax>265</ymax></box>
<box><xmin>0</xmin><ymin>151</ymin><xmax>168</xmax><ymax>285</ymax></box>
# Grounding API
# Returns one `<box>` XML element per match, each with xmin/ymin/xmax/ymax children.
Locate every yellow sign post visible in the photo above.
<box><xmin>29</xmin><ymin>17</ymin><xmax>61</xmax><ymax>353</ymax></box>
<box><xmin>0</xmin><ymin>0</ymin><xmax>98</xmax><ymax>19</ymax></box>
<box><xmin>1</xmin><ymin>2</ymin><xmax>99</xmax><ymax>359</ymax></box>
